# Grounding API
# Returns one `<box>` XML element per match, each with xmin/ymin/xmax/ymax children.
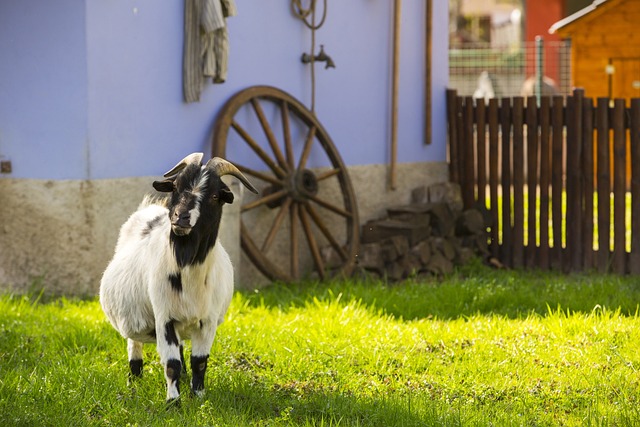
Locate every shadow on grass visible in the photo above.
<box><xmin>239</xmin><ymin>261</ymin><xmax>640</xmax><ymax>320</ymax></box>
<box><xmin>95</xmin><ymin>357</ymin><xmax>450</xmax><ymax>426</ymax></box>
<box><xmin>198</xmin><ymin>368</ymin><xmax>452</xmax><ymax>427</ymax></box>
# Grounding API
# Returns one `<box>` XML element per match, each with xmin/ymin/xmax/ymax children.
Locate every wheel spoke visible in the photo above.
<box><xmin>241</xmin><ymin>188</ymin><xmax>288</xmax><ymax>212</ymax></box>
<box><xmin>308</xmin><ymin>194</ymin><xmax>353</xmax><ymax>218</ymax></box>
<box><xmin>281</xmin><ymin>100</ymin><xmax>295</xmax><ymax>169</ymax></box>
<box><xmin>261</xmin><ymin>198</ymin><xmax>292</xmax><ymax>253</ymax></box>
<box><xmin>240</xmin><ymin>221</ymin><xmax>291</xmax><ymax>282</ymax></box>
<box><xmin>315</xmin><ymin>168</ymin><xmax>341</xmax><ymax>181</ymax></box>
<box><xmin>290</xmin><ymin>202</ymin><xmax>299</xmax><ymax>278</ymax></box>
<box><xmin>304</xmin><ymin>203</ymin><xmax>348</xmax><ymax>261</ymax></box>
<box><xmin>236</xmin><ymin>164</ymin><xmax>282</xmax><ymax>186</ymax></box>
<box><xmin>231</xmin><ymin>121</ymin><xmax>286</xmax><ymax>179</ymax></box>
<box><xmin>298</xmin><ymin>125</ymin><xmax>317</xmax><ymax>170</ymax></box>
<box><xmin>251</xmin><ymin>98</ymin><xmax>290</xmax><ymax>173</ymax></box>
<box><xmin>299</xmin><ymin>204</ymin><xmax>326</xmax><ymax>280</ymax></box>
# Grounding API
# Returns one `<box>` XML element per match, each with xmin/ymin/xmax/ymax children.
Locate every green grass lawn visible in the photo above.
<box><xmin>2</xmin><ymin>261</ymin><xmax>640</xmax><ymax>426</ymax></box>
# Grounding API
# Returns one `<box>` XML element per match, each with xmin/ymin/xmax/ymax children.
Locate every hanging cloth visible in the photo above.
<box><xmin>183</xmin><ymin>0</ymin><xmax>237</xmax><ymax>103</ymax></box>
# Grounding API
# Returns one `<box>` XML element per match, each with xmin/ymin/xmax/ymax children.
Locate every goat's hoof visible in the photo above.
<box><xmin>165</xmin><ymin>397</ymin><xmax>181</xmax><ymax>409</ymax></box>
<box><xmin>129</xmin><ymin>360</ymin><xmax>143</xmax><ymax>377</ymax></box>
<box><xmin>192</xmin><ymin>388</ymin><xmax>206</xmax><ymax>398</ymax></box>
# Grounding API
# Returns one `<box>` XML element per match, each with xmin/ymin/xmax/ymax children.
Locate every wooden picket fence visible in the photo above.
<box><xmin>447</xmin><ymin>88</ymin><xmax>640</xmax><ymax>274</ymax></box>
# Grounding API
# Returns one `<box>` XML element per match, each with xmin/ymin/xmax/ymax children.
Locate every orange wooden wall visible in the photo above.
<box><xmin>557</xmin><ymin>0</ymin><xmax>640</xmax><ymax>101</ymax></box>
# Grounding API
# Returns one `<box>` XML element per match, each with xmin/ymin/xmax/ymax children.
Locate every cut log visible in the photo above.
<box><xmin>386</xmin><ymin>203</ymin><xmax>456</xmax><ymax>237</ymax></box>
<box><xmin>425</xmin><ymin>251</ymin><xmax>454</xmax><ymax>275</ymax></box>
<box><xmin>456</xmin><ymin>246</ymin><xmax>475</xmax><ymax>265</ymax></box>
<box><xmin>462</xmin><ymin>234</ymin><xmax>489</xmax><ymax>256</ymax></box>
<box><xmin>431</xmin><ymin>237</ymin><xmax>456</xmax><ymax>261</ymax></box>
<box><xmin>387</xmin><ymin>211</ymin><xmax>432</xmax><ymax>230</ymax></box>
<box><xmin>356</xmin><ymin>242</ymin><xmax>383</xmax><ymax>272</ymax></box>
<box><xmin>354</xmin><ymin>181</ymin><xmax>492</xmax><ymax>281</ymax></box>
<box><xmin>456</xmin><ymin>209</ymin><xmax>486</xmax><ymax>236</ymax></box>
<box><xmin>397</xmin><ymin>252</ymin><xmax>423</xmax><ymax>277</ymax></box>
<box><xmin>427</xmin><ymin>182</ymin><xmax>463</xmax><ymax>213</ymax></box>
<box><xmin>425</xmin><ymin>203</ymin><xmax>455</xmax><ymax>237</ymax></box>
<box><xmin>380</xmin><ymin>235</ymin><xmax>410</xmax><ymax>262</ymax></box>
<box><xmin>410</xmin><ymin>240</ymin><xmax>432</xmax><ymax>264</ymax></box>
<box><xmin>385</xmin><ymin>261</ymin><xmax>405</xmax><ymax>281</ymax></box>
<box><xmin>361</xmin><ymin>219</ymin><xmax>431</xmax><ymax>246</ymax></box>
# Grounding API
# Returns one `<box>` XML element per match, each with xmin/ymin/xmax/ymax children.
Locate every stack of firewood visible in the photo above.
<box><xmin>350</xmin><ymin>182</ymin><xmax>489</xmax><ymax>280</ymax></box>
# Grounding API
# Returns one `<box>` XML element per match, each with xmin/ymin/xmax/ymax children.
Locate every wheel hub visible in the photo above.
<box><xmin>263</xmin><ymin>169</ymin><xmax>319</xmax><ymax>207</ymax></box>
<box><xmin>293</xmin><ymin>169</ymin><xmax>319</xmax><ymax>200</ymax></box>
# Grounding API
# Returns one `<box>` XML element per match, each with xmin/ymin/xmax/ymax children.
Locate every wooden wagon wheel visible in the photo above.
<box><xmin>212</xmin><ymin>86</ymin><xmax>360</xmax><ymax>282</ymax></box>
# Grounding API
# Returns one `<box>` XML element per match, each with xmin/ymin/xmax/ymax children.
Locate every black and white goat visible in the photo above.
<box><xmin>99</xmin><ymin>153</ymin><xmax>257</xmax><ymax>402</ymax></box>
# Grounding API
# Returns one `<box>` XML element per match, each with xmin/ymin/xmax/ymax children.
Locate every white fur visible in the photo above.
<box><xmin>188</xmin><ymin>169</ymin><xmax>209</xmax><ymax>228</ymax></box>
<box><xmin>99</xmin><ymin>201</ymin><xmax>234</xmax><ymax>401</ymax></box>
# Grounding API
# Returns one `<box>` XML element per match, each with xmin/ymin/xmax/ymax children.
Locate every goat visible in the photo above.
<box><xmin>99</xmin><ymin>152</ymin><xmax>258</xmax><ymax>403</ymax></box>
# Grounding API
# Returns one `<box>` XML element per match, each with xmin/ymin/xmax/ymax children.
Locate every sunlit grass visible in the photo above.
<box><xmin>2</xmin><ymin>264</ymin><xmax>640</xmax><ymax>426</ymax></box>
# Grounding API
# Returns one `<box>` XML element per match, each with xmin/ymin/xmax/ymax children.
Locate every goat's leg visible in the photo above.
<box><xmin>156</xmin><ymin>319</ymin><xmax>183</xmax><ymax>402</ymax></box>
<box><xmin>179</xmin><ymin>342</ymin><xmax>187</xmax><ymax>374</ymax></box>
<box><xmin>178</xmin><ymin>342</ymin><xmax>188</xmax><ymax>388</ymax></box>
<box><xmin>127</xmin><ymin>339</ymin><xmax>144</xmax><ymax>378</ymax></box>
<box><xmin>190</xmin><ymin>320</ymin><xmax>218</xmax><ymax>397</ymax></box>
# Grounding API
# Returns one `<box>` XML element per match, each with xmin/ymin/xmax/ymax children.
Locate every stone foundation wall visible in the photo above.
<box><xmin>0</xmin><ymin>161</ymin><xmax>448</xmax><ymax>295</ymax></box>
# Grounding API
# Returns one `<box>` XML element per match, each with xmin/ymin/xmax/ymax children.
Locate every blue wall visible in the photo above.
<box><xmin>1</xmin><ymin>0</ymin><xmax>448</xmax><ymax>180</ymax></box>
<box><xmin>0</xmin><ymin>0</ymin><xmax>89</xmax><ymax>179</ymax></box>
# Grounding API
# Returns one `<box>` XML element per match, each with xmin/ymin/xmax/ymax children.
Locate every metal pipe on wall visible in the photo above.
<box><xmin>389</xmin><ymin>0</ymin><xmax>401</xmax><ymax>190</ymax></box>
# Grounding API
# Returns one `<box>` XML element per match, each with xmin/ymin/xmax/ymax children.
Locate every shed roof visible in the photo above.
<box><xmin>549</xmin><ymin>0</ymin><xmax>623</xmax><ymax>35</ymax></box>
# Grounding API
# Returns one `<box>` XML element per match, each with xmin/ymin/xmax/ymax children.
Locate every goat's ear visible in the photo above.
<box><xmin>220</xmin><ymin>188</ymin><xmax>234</xmax><ymax>204</ymax></box>
<box><xmin>152</xmin><ymin>179</ymin><xmax>174</xmax><ymax>193</ymax></box>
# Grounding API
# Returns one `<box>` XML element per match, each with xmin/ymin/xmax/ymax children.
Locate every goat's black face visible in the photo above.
<box><xmin>153</xmin><ymin>164</ymin><xmax>234</xmax><ymax>237</ymax></box>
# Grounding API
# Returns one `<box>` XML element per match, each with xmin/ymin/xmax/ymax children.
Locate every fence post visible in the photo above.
<box><xmin>582</xmin><ymin>98</ymin><xmax>595</xmax><ymax>270</ymax></box>
<box><xmin>512</xmin><ymin>97</ymin><xmax>525</xmax><ymax>268</ymax></box>
<box><xmin>476</xmin><ymin>99</ymin><xmax>487</xmax><ymax>207</ymax></box>
<box><xmin>456</xmin><ymin>96</ymin><xmax>466</xmax><ymax>196</ymax></box>
<box><xmin>612</xmin><ymin>98</ymin><xmax>626</xmax><ymax>274</ymax></box>
<box><xmin>488</xmin><ymin>98</ymin><xmax>500</xmax><ymax>258</ymax></box>
<box><xmin>526</xmin><ymin>96</ymin><xmax>539</xmax><ymax>267</ymax></box>
<box><xmin>596</xmin><ymin>97</ymin><xmax>611</xmax><ymax>272</ymax></box>
<box><xmin>566</xmin><ymin>89</ymin><xmax>584</xmax><ymax>271</ymax></box>
<box><xmin>551</xmin><ymin>96</ymin><xmax>565</xmax><ymax>270</ymax></box>
<box><xmin>500</xmin><ymin>97</ymin><xmax>513</xmax><ymax>266</ymax></box>
<box><xmin>539</xmin><ymin>96</ymin><xmax>551</xmax><ymax>269</ymax></box>
<box><xmin>462</xmin><ymin>96</ymin><xmax>475</xmax><ymax>209</ymax></box>
<box><xmin>631</xmin><ymin>98</ymin><xmax>640</xmax><ymax>274</ymax></box>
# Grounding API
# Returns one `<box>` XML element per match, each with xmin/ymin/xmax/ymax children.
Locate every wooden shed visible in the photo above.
<box><xmin>550</xmin><ymin>0</ymin><xmax>640</xmax><ymax>101</ymax></box>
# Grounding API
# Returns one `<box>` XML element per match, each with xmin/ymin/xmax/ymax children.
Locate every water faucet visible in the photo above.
<box><xmin>301</xmin><ymin>45</ymin><xmax>336</xmax><ymax>69</ymax></box>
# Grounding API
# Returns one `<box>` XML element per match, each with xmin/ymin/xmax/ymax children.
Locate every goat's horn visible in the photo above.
<box><xmin>163</xmin><ymin>152</ymin><xmax>204</xmax><ymax>177</ymax></box>
<box><xmin>206</xmin><ymin>157</ymin><xmax>259</xmax><ymax>194</ymax></box>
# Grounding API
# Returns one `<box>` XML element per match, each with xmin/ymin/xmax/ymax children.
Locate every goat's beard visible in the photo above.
<box><xmin>171</xmin><ymin>225</ymin><xmax>192</xmax><ymax>236</ymax></box>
